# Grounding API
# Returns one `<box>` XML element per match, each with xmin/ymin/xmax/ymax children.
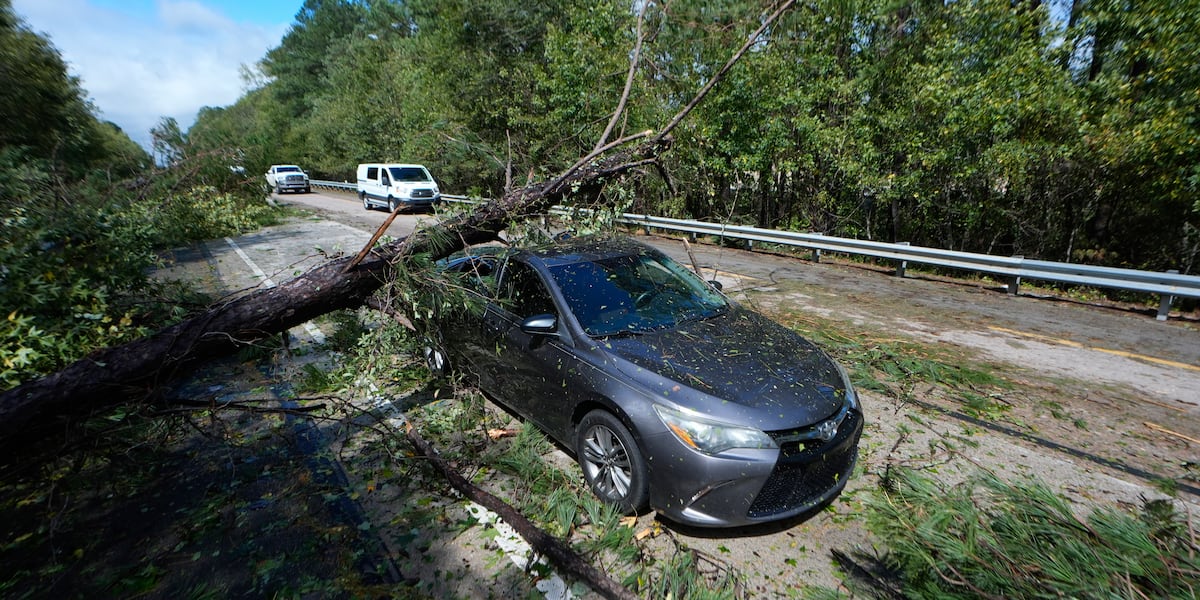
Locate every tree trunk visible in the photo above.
<box><xmin>0</xmin><ymin>138</ymin><xmax>670</xmax><ymax>446</ymax></box>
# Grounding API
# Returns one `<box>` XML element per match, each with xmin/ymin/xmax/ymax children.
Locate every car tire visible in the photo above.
<box><xmin>305</xmin><ymin>185</ymin><xmax>311</xmax><ymax>193</ymax></box>
<box><xmin>274</xmin><ymin>185</ymin><xmax>281</xmax><ymax>194</ymax></box>
<box><xmin>361</xmin><ymin>192</ymin><xmax>370</xmax><ymax>210</ymax></box>
<box><xmin>575</xmin><ymin>410</ymin><xmax>649</xmax><ymax>514</ymax></box>
<box><xmin>388</xmin><ymin>197</ymin><xmax>397</xmax><ymax>213</ymax></box>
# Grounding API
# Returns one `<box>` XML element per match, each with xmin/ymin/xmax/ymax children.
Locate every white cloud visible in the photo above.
<box><xmin>11</xmin><ymin>0</ymin><xmax>290</xmax><ymax>150</ymax></box>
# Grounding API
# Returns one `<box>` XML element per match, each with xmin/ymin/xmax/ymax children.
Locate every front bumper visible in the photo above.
<box><xmin>277</xmin><ymin>179</ymin><xmax>309</xmax><ymax>191</ymax></box>
<box><xmin>403</xmin><ymin>190</ymin><xmax>440</xmax><ymax>206</ymax></box>
<box><xmin>643</xmin><ymin>410</ymin><xmax>863</xmax><ymax>527</ymax></box>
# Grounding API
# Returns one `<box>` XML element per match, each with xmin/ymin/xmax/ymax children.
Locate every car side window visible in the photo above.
<box><xmin>450</xmin><ymin>256</ymin><xmax>498</xmax><ymax>295</ymax></box>
<box><xmin>366</xmin><ymin>167</ymin><xmax>378</xmax><ymax>179</ymax></box>
<box><xmin>498</xmin><ymin>261</ymin><xmax>555</xmax><ymax>318</ymax></box>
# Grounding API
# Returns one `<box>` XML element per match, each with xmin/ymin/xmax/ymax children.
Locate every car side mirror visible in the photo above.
<box><xmin>520</xmin><ymin>314</ymin><xmax>558</xmax><ymax>336</ymax></box>
<box><xmin>708</xmin><ymin>280</ymin><xmax>723</xmax><ymax>291</ymax></box>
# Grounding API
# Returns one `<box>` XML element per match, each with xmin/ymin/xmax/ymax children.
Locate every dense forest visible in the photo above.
<box><xmin>192</xmin><ymin>0</ymin><xmax>1200</xmax><ymax>272</ymax></box>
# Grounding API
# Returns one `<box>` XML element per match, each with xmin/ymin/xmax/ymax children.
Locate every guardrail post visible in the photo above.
<box><xmin>811</xmin><ymin>233</ymin><xmax>822</xmax><ymax>263</ymax></box>
<box><xmin>895</xmin><ymin>242</ymin><xmax>910</xmax><ymax>277</ymax></box>
<box><xmin>1008</xmin><ymin>255</ymin><xmax>1023</xmax><ymax>296</ymax></box>
<box><xmin>1157</xmin><ymin>270</ymin><xmax>1179</xmax><ymax>321</ymax></box>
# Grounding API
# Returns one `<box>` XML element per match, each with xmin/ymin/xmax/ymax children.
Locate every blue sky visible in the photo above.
<box><xmin>11</xmin><ymin>0</ymin><xmax>304</xmax><ymax>149</ymax></box>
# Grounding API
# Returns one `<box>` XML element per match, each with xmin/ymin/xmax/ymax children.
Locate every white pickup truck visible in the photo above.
<box><xmin>265</xmin><ymin>165</ymin><xmax>311</xmax><ymax>194</ymax></box>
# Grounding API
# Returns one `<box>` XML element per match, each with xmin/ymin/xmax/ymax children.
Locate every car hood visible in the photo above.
<box><xmin>599</xmin><ymin>306</ymin><xmax>847</xmax><ymax>427</ymax></box>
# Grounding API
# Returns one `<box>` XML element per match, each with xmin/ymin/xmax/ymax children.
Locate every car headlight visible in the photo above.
<box><xmin>653</xmin><ymin>405</ymin><xmax>777</xmax><ymax>455</ymax></box>
<box><xmin>832</xmin><ymin>360</ymin><xmax>860</xmax><ymax>412</ymax></box>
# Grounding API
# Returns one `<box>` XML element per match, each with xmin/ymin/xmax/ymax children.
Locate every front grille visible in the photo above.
<box><xmin>285</xmin><ymin>175</ymin><xmax>305</xmax><ymax>183</ymax></box>
<box><xmin>411</xmin><ymin>188</ymin><xmax>435</xmax><ymax>198</ymax></box>
<box><xmin>747</xmin><ymin>411</ymin><xmax>862</xmax><ymax>519</ymax></box>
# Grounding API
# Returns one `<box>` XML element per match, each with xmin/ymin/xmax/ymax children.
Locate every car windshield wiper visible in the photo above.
<box><xmin>677</xmin><ymin>305</ymin><xmax>729</xmax><ymax>325</ymax></box>
<box><xmin>596</xmin><ymin>328</ymin><xmax>647</xmax><ymax>339</ymax></box>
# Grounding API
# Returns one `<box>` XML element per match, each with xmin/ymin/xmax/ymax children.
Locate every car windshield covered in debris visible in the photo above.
<box><xmin>429</xmin><ymin>235</ymin><xmax>862</xmax><ymax>527</ymax></box>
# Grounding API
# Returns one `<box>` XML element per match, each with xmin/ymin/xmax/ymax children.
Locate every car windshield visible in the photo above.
<box><xmin>549</xmin><ymin>252</ymin><xmax>728</xmax><ymax>337</ymax></box>
<box><xmin>387</xmin><ymin>167</ymin><xmax>431</xmax><ymax>182</ymax></box>
<box><xmin>278</xmin><ymin>166</ymin><xmax>301</xmax><ymax>172</ymax></box>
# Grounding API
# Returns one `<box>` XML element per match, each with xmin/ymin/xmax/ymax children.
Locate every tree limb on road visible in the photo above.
<box><xmin>0</xmin><ymin>137</ymin><xmax>670</xmax><ymax>445</ymax></box>
<box><xmin>405</xmin><ymin>422</ymin><xmax>639</xmax><ymax>600</ymax></box>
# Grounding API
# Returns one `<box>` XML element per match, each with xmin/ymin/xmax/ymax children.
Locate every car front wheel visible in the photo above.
<box><xmin>575</xmin><ymin>410</ymin><xmax>649</xmax><ymax>514</ymax></box>
<box><xmin>387</xmin><ymin>197</ymin><xmax>397</xmax><ymax>212</ymax></box>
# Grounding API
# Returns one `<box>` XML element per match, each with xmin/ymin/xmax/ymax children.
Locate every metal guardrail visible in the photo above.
<box><xmin>310</xmin><ymin>179</ymin><xmax>356</xmax><ymax>191</ymax></box>
<box><xmin>307</xmin><ymin>180</ymin><xmax>1199</xmax><ymax>320</ymax></box>
<box><xmin>617</xmin><ymin>214</ymin><xmax>1199</xmax><ymax>320</ymax></box>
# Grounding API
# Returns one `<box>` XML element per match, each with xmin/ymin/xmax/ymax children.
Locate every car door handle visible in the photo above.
<box><xmin>482</xmin><ymin>317</ymin><xmax>504</xmax><ymax>337</ymax></box>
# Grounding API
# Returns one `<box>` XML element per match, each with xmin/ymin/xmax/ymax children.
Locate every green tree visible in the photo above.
<box><xmin>0</xmin><ymin>0</ymin><xmax>270</xmax><ymax>388</ymax></box>
<box><xmin>1070</xmin><ymin>0</ymin><xmax>1200</xmax><ymax>269</ymax></box>
<box><xmin>261</xmin><ymin>0</ymin><xmax>370</xmax><ymax>118</ymax></box>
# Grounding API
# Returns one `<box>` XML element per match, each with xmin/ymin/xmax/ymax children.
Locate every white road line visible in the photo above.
<box><xmin>303</xmin><ymin>322</ymin><xmax>326</xmax><ymax>344</ymax></box>
<box><xmin>224</xmin><ymin>236</ymin><xmax>325</xmax><ymax>344</ymax></box>
<box><xmin>224</xmin><ymin>236</ymin><xmax>276</xmax><ymax>288</ymax></box>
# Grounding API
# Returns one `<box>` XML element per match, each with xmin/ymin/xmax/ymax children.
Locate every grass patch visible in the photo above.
<box><xmin>831</xmin><ymin>468</ymin><xmax>1200</xmax><ymax>598</ymax></box>
<box><xmin>772</xmin><ymin>311</ymin><xmax>1011</xmax><ymax>414</ymax></box>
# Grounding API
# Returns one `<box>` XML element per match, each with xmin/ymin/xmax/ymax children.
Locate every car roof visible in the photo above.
<box><xmin>518</xmin><ymin>235</ymin><xmax>656</xmax><ymax>268</ymax></box>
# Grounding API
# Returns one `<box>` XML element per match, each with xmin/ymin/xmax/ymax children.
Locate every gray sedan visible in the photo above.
<box><xmin>430</xmin><ymin>236</ymin><xmax>862</xmax><ymax>527</ymax></box>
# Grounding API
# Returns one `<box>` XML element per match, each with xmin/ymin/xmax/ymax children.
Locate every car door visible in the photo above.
<box><xmin>480</xmin><ymin>259</ymin><xmax>580</xmax><ymax>439</ymax></box>
<box><xmin>437</xmin><ymin>254</ymin><xmax>500</xmax><ymax>379</ymax></box>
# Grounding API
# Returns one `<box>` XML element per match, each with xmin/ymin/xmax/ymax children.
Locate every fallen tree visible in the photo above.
<box><xmin>404</xmin><ymin>422</ymin><xmax>639</xmax><ymax>600</ymax></box>
<box><xmin>0</xmin><ymin>136</ymin><xmax>667</xmax><ymax>444</ymax></box>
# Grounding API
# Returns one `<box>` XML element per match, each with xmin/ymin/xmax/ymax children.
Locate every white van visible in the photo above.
<box><xmin>356</xmin><ymin>163</ymin><xmax>441</xmax><ymax>212</ymax></box>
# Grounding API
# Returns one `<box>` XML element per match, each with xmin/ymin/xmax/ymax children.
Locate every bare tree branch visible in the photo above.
<box><xmin>654</xmin><ymin>0</ymin><xmax>797</xmax><ymax>143</ymax></box>
<box><xmin>594</xmin><ymin>2</ymin><xmax>650</xmax><ymax>151</ymax></box>
<box><xmin>0</xmin><ymin>0</ymin><xmax>795</xmax><ymax>447</ymax></box>
<box><xmin>405</xmin><ymin>421</ymin><xmax>639</xmax><ymax>600</ymax></box>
